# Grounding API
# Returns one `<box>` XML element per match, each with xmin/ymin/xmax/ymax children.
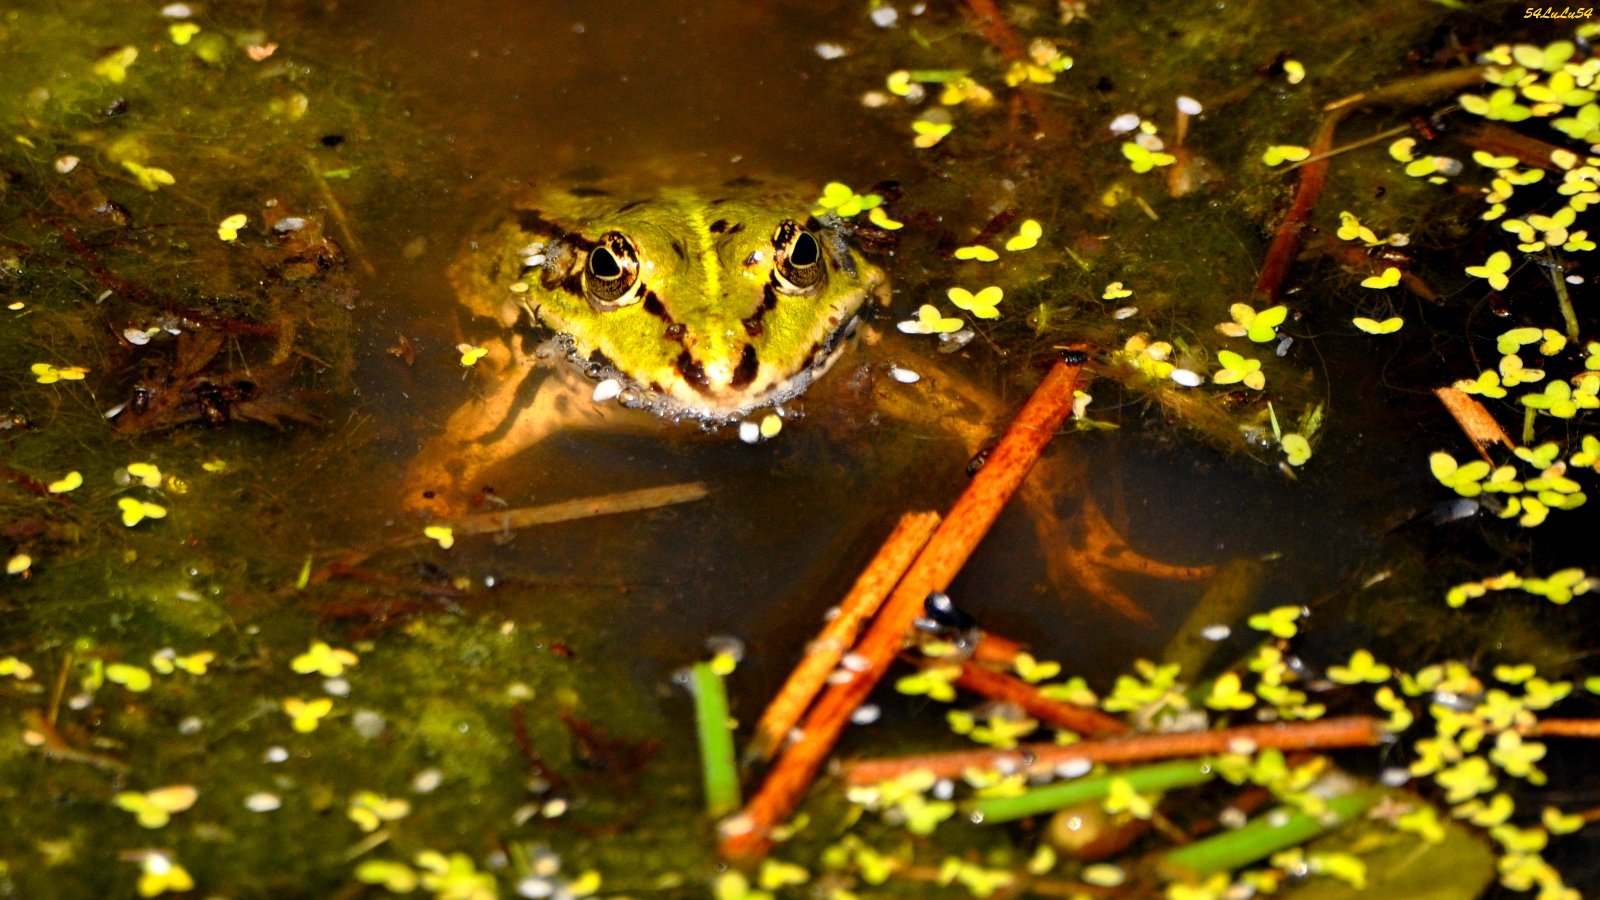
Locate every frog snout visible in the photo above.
<box><xmin>703</xmin><ymin>344</ymin><xmax>761</xmax><ymax>391</ymax></box>
<box><xmin>672</xmin><ymin>343</ymin><xmax>762</xmax><ymax>397</ymax></box>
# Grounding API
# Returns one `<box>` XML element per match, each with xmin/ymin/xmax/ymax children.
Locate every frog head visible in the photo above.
<box><xmin>464</xmin><ymin>181</ymin><xmax>888</xmax><ymax>420</ymax></box>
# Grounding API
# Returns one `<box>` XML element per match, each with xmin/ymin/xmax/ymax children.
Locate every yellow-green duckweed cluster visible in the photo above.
<box><xmin>852</xmin><ymin>178</ymin><xmax>1041</xmax><ymax>340</ymax></box>
<box><xmin>849</xmin><ymin>544</ymin><xmax>1599</xmax><ymax>899</ymax></box>
<box><xmin>875</xmin><ymin>36</ymin><xmax>1071</xmax><ymax>150</ymax></box>
<box><xmin>1429</xmin><ymin>441</ymin><xmax>1588</xmax><ymax>527</ymax></box>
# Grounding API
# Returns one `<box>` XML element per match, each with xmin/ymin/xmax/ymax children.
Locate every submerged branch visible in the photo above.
<box><xmin>336</xmin><ymin>483</ymin><xmax>710</xmax><ymax>567</ymax></box>
<box><xmin>1256</xmin><ymin>65</ymin><xmax>1488</xmax><ymax>302</ymax></box>
<box><xmin>840</xmin><ymin>716</ymin><xmax>1386</xmax><ymax>786</ymax></box>
<box><xmin>748</xmin><ymin>511</ymin><xmax>942</xmax><ymax>763</ymax></box>
<box><xmin>952</xmin><ymin>660</ymin><xmax>1129</xmax><ymax>736</ymax></box>
<box><xmin>720</xmin><ymin>356</ymin><xmax>1089</xmax><ymax>862</ymax></box>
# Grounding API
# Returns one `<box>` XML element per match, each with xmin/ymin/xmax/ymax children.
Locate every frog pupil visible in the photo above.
<box><xmin>589</xmin><ymin>247</ymin><xmax>622</xmax><ymax>280</ymax></box>
<box><xmin>790</xmin><ymin>232</ymin><xmax>819</xmax><ymax>268</ymax></box>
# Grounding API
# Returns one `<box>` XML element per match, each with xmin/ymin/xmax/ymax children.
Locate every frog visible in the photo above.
<box><xmin>404</xmin><ymin>177</ymin><xmax>1213</xmax><ymax>622</ymax></box>
<box><xmin>403</xmin><ymin>178</ymin><xmax>889</xmax><ymax>516</ymax></box>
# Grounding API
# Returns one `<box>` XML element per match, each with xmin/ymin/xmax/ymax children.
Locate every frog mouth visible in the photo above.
<box><xmin>559</xmin><ymin>311</ymin><xmax>863</xmax><ymax>423</ymax></box>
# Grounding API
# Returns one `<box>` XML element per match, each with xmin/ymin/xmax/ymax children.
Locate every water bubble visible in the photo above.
<box><xmin>244</xmin><ymin>792</ymin><xmax>281</xmax><ymax>812</ymax></box>
<box><xmin>1109</xmin><ymin>113</ymin><xmax>1141</xmax><ymax>134</ymax></box>
<box><xmin>412</xmin><ymin>768</ymin><xmax>444</xmax><ymax>793</ymax></box>
<box><xmin>352</xmin><ymin>709</ymin><xmax>385</xmax><ymax>738</ymax></box>
<box><xmin>517</xmin><ymin>876</ymin><xmax>555</xmax><ymax>898</ymax></box>
<box><xmin>718</xmin><ymin>813</ymin><xmax>756</xmax><ymax>838</ymax></box>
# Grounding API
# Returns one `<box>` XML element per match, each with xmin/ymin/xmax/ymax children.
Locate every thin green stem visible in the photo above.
<box><xmin>690</xmin><ymin>661</ymin><xmax>741</xmax><ymax>817</ymax></box>
<box><xmin>967</xmin><ymin>759</ymin><xmax>1214</xmax><ymax>824</ymax></box>
<box><xmin>1158</xmin><ymin>786</ymin><xmax>1384</xmax><ymax>878</ymax></box>
<box><xmin>1545</xmin><ymin>251</ymin><xmax>1581</xmax><ymax>343</ymax></box>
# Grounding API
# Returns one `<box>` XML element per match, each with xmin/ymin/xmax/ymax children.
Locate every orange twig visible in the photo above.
<box><xmin>840</xmin><ymin>716</ymin><xmax>1385</xmax><ymax>787</ymax></box>
<box><xmin>747</xmin><ymin>511</ymin><xmax>942</xmax><ymax>763</ymax></box>
<box><xmin>1522</xmin><ymin>718</ymin><xmax>1600</xmax><ymax>738</ymax></box>
<box><xmin>970</xmin><ymin>630</ymin><xmax>1027</xmax><ymax>667</ymax></box>
<box><xmin>954</xmin><ymin>661</ymin><xmax>1129</xmax><ymax>736</ymax></box>
<box><xmin>720</xmin><ymin>357</ymin><xmax>1088</xmax><ymax>862</ymax></box>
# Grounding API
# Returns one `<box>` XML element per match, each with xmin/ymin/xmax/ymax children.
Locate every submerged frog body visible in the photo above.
<box><xmin>406</xmin><ymin>179</ymin><xmax>889</xmax><ymax>513</ymax></box>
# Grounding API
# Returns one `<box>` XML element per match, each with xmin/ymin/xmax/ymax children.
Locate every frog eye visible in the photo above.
<box><xmin>772</xmin><ymin>220</ymin><xmax>826</xmax><ymax>294</ymax></box>
<box><xmin>584</xmin><ymin>231</ymin><xmax>643</xmax><ymax>307</ymax></box>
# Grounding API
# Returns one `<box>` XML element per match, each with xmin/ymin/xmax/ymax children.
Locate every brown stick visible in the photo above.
<box><xmin>953</xmin><ymin>661</ymin><xmax>1129</xmax><ymax>736</ymax></box>
<box><xmin>1522</xmin><ymin>718</ymin><xmax>1600</xmax><ymax>738</ymax></box>
<box><xmin>1254</xmin><ymin>110</ymin><xmax>1347</xmax><ymax>302</ymax></box>
<box><xmin>747</xmin><ymin>511</ymin><xmax>943</xmax><ymax>762</ymax></box>
<box><xmin>446</xmin><ymin>483</ymin><xmax>709</xmax><ymax>535</ymax></box>
<box><xmin>1460</xmin><ymin>121</ymin><xmax>1572</xmax><ymax>172</ymax></box>
<box><xmin>1257</xmin><ymin>66</ymin><xmax>1488</xmax><ymax>302</ymax></box>
<box><xmin>339</xmin><ymin>483</ymin><xmax>710</xmax><ymax>566</ymax></box>
<box><xmin>720</xmin><ymin>357</ymin><xmax>1089</xmax><ymax>861</ymax></box>
<box><xmin>840</xmin><ymin>715</ymin><xmax>1386</xmax><ymax>786</ymax></box>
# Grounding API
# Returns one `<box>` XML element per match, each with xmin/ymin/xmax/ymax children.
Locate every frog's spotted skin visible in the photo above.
<box><xmin>453</xmin><ymin>181</ymin><xmax>888</xmax><ymax>421</ymax></box>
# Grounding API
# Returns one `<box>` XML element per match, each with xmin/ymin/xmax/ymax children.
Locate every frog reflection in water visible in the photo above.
<box><xmin>404</xmin><ymin>179</ymin><xmax>1209</xmax><ymax>620</ymax></box>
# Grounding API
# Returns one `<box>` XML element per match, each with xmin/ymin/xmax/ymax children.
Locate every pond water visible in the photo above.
<box><xmin>329</xmin><ymin>0</ymin><xmax>1376</xmax><ymax>689</ymax></box>
<box><xmin>3</xmin><ymin>0</ymin><xmax>1598</xmax><ymax>896</ymax></box>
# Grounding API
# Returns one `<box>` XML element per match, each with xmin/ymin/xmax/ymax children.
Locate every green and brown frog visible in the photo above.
<box><xmin>404</xmin><ymin>178</ymin><xmax>1209</xmax><ymax>620</ymax></box>
<box><xmin>404</xmin><ymin>178</ymin><xmax>887</xmax><ymax>515</ymax></box>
